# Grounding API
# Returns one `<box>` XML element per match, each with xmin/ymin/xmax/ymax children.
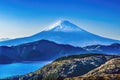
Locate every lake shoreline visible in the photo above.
<box><xmin>0</xmin><ymin>61</ymin><xmax>51</xmax><ymax>79</ymax></box>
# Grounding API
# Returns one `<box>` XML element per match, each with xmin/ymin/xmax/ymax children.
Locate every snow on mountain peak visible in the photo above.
<box><xmin>47</xmin><ymin>20</ymin><xmax>83</xmax><ymax>32</ymax></box>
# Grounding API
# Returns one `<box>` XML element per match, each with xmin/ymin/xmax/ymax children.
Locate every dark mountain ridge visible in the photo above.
<box><xmin>1</xmin><ymin>39</ymin><xmax>120</xmax><ymax>64</ymax></box>
<box><xmin>84</xmin><ymin>43</ymin><xmax>120</xmax><ymax>55</ymax></box>
<box><xmin>0</xmin><ymin>40</ymin><xmax>86</xmax><ymax>64</ymax></box>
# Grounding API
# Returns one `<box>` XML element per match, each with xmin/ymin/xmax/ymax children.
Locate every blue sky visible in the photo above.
<box><xmin>0</xmin><ymin>0</ymin><xmax>120</xmax><ymax>40</ymax></box>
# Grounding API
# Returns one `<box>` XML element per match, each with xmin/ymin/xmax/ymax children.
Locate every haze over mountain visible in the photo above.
<box><xmin>0</xmin><ymin>20</ymin><xmax>119</xmax><ymax>47</ymax></box>
<box><xmin>0</xmin><ymin>38</ymin><xmax>10</xmax><ymax>42</ymax></box>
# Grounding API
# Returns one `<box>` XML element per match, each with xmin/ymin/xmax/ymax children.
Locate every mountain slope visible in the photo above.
<box><xmin>0</xmin><ymin>40</ymin><xmax>86</xmax><ymax>64</ymax></box>
<box><xmin>0</xmin><ymin>20</ymin><xmax>119</xmax><ymax>47</ymax></box>
<box><xmin>0</xmin><ymin>46</ymin><xmax>20</xmax><ymax>64</ymax></box>
<box><xmin>65</xmin><ymin>57</ymin><xmax>120</xmax><ymax>80</ymax></box>
<box><xmin>84</xmin><ymin>58</ymin><xmax>120</xmax><ymax>76</ymax></box>
<box><xmin>6</xmin><ymin>54</ymin><xmax>118</xmax><ymax>80</ymax></box>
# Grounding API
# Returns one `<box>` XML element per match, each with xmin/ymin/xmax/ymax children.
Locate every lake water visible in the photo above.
<box><xmin>0</xmin><ymin>61</ymin><xmax>51</xmax><ymax>79</ymax></box>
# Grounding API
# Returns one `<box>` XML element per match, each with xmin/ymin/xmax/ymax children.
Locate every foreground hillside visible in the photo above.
<box><xmin>65</xmin><ymin>58</ymin><xmax>120</xmax><ymax>80</ymax></box>
<box><xmin>5</xmin><ymin>53</ymin><xmax>118</xmax><ymax>80</ymax></box>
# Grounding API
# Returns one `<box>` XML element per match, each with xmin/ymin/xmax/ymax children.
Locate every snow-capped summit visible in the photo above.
<box><xmin>48</xmin><ymin>20</ymin><xmax>83</xmax><ymax>32</ymax></box>
<box><xmin>0</xmin><ymin>20</ymin><xmax>120</xmax><ymax>47</ymax></box>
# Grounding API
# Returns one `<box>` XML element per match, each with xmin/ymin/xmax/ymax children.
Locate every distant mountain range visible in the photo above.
<box><xmin>0</xmin><ymin>40</ymin><xmax>86</xmax><ymax>64</ymax></box>
<box><xmin>0</xmin><ymin>39</ymin><xmax>120</xmax><ymax>64</ymax></box>
<box><xmin>5</xmin><ymin>53</ymin><xmax>119</xmax><ymax>80</ymax></box>
<box><xmin>0</xmin><ymin>20</ymin><xmax>120</xmax><ymax>47</ymax></box>
<box><xmin>84</xmin><ymin>43</ymin><xmax>120</xmax><ymax>55</ymax></box>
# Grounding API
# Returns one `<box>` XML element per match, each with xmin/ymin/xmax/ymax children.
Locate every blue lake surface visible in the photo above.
<box><xmin>0</xmin><ymin>61</ymin><xmax>51</xmax><ymax>79</ymax></box>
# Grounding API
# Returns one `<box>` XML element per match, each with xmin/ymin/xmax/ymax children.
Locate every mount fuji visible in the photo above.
<box><xmin>0</xmin><ymin>20</ymin><xmax>120</xmax><ymax>47</ymax></box>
